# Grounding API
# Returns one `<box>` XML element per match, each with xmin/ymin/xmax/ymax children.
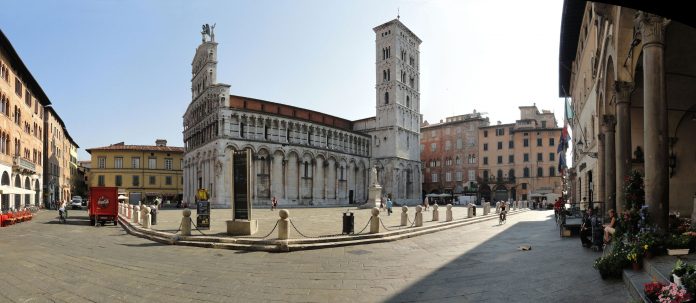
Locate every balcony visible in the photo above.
<box><xmin>13</xmin><ymin>156</ymin><xmax>36</xmax><ymax>174</ymax></box>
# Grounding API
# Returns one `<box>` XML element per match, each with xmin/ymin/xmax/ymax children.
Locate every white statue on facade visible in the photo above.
<box><xmin>371</xmin><ymin>165</ymin><xmax>379</xmax><ymax>186</ymax></box>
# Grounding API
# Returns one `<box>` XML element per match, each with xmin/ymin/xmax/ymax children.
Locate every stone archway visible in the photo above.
<box><xmin>14</xmin><ymin>174</ymin><xmax>21</xmax><ymax>209</ymax></box>
<box><xmin>1</xmin><ymin>171</ymin><xmax>9</xmax><ymax>211</ymax></box>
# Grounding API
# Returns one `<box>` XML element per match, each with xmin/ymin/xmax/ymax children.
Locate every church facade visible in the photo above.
<box><xmin>182</xmin><ymin>19</ymin><xmax>422</xmax><ymax>208</ymax></box>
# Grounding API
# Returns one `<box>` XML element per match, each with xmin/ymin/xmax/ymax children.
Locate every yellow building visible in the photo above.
<box><xmin>86</xmin><ymin>140</ymin><xmax>184</xmax><ymax>206</ymax></box>
<box><xmin>44</xmin><ymin>106</ymin><xmax>78</xmax><ymax>204</ymax></box>
<box><xmin>478</xmin><ymin>105</ymin><xmax>562</xmax><ymax>203</ymax></box>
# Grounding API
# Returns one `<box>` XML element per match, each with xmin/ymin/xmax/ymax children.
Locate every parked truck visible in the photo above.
<box><xmin>88</xmin><ymin>187</ymin><xmax>118</xmax><ymax>226</ymax></box>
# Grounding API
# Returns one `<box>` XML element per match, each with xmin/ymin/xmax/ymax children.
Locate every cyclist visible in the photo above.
<box><xmin>499</xmin><ymin>201</ymin><xmax>507</xmax><ymax>224</ymax></box>
<box><xmin>58</xmin><ymin>202</ymin><xmax>67</xmax><ymax>223</ymax></box>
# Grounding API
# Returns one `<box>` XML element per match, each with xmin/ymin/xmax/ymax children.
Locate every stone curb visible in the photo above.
<box><xmin>118</xmin><ymin>209</ymin><xmax>529</xmax><ymax>252</ymax></box>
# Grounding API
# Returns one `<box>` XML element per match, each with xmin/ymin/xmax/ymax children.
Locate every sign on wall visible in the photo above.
<box><xmin>196</xmin><ymin>188</ymin><xmax>210</xmax><ymax>229</ymax></box>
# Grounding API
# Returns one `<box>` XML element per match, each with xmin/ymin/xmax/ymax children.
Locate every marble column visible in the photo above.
<box><xmin>603</xmin><ymin>115</ymin><xmax>617</xmax><ymax>212</ymax></box>
<box><xmin>313</xmin><ymin>158</ymin><xmax>324</xmax><ymax>203</ymax></box>
<box><xmin>597</xmin><ymin>133</ymin><xmax>606</xmax><ymax>213</ymax></box>
<box><xmin>271</xmin><ymin>154</ymin><xmax>284</xmax><ymax>201</ymax></box>
<box><xmin>286</xmin><ymin>155</ymin><xmax>298</xmax><ymax>199</ymax></box>
<box><xmin>638</xmin><ymin>12</ymin><xmax>669</xmax><ymax>230</ymax></box>
<box><xmin>614</xmin><ymin>81</ymin><xmax>634</xmax><ymax>213</ymax></box>
<box><xmin>326</xmin><ymin>158</ymin><xmax>336</xmax><ymax>200</ymax></box>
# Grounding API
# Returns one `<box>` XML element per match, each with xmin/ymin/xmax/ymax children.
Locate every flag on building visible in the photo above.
<box><xmin>557</xmin><ymin>97</ymin><xmax>572</xmax><ymax>173</ymax></box>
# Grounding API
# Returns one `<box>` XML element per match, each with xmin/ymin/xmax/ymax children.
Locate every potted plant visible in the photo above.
<box><xmin>638</xmin><ymin>230</ymin><xmax>659</xmax><ymax>258</ymax></box>
<box><xmin>667</xmin><ymin>234</ymin><xmax>692</xmax><ymax>255</ymax></box>
<box><xmin>672</xmin><ymin>259</ymin><xmax>695</xmax><ymax>286</ymax></box>
<box><xmin>657</xmin><ymin>282</ymin><xmax>691</xmax><ymax>303</ymax></box>
<box><xmin>644</xmin><ymin>280</ymin><xmax>666</xmax><ymax>302</ymax></box>
<box><xmin>627</xmin><ymin>244</ymin><xmax>644</xmax><ymax>271</ymax></box>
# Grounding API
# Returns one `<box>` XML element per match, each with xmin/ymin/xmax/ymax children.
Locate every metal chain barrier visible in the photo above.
<box><xmin>188</xmin><ymin>217</ymin><xmax>208</xmax><ymax>236</ymax></box>
<box><xmin>378</xmin><ymin>217</ymin><xmax>396</xmax><ymax>231</ymax></box>
<box><xmin>249</xmin><ymin>219</ymin><xmax>280</xmax><ymax>239</ymax></box>
<box><xmin>355</xmin><ymin>217</ymin><xmax>372</xmax><ymax>235</ymax></box>
<box><xmin>288</xmin><ymin>218</ymin><xmax>315</xmax><ymax>238</ymax></box>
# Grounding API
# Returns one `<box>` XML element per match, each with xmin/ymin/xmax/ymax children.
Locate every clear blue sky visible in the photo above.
<box><xmin>0</xmin><ymin>0</ymin><xmax>565</xmax><ymax>161</ymax></box>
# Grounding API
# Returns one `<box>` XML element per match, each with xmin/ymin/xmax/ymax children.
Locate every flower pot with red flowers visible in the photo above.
<box><xmin>657</xmin><ymin>282</ymin><xmax>691</xmax><ymax>303</ymax></box>
<box><xmin>644</xmin><ymin>281</ymin><xmax>666</xmax><ymax>302</ymax></box>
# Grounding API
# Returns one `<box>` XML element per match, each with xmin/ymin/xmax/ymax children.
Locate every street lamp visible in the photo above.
<box><xmin>575</xmin><ymin>139</ymin><xmax>598</xmax><ymax>158</ymax></box>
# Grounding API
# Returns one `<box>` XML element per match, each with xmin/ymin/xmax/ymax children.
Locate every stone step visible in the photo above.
<box><xmin>624</xmin><ymin>267</ymin><xmax>654</xmax><ymax>303</ymax></box>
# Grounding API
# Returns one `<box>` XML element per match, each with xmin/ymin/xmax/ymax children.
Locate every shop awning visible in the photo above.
<box><xmin>0</xmin><ymin>185</ymin><xmax>36</xmax><ymax>195</ymax></box>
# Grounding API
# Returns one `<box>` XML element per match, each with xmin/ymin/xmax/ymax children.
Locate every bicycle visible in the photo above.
<box><xmin>499</xmin><ymin>210</ymin><xmax>507</xmax><ymax>225</ymax></box>
<box><xmin>58</xmin><ymin>209</ymin><xmax>67</xmax><ymax>224</ymax></box>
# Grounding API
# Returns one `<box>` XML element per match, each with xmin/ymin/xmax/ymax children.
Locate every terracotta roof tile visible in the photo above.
<box><xmin>86</xmin><ymin>145</ymin><xmax>184</xmax><ymax>153</ymax></box>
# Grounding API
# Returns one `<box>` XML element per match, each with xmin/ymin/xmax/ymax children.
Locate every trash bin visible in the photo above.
<box><xmin>472</xmin><ymin>206</ymin><xmax>476</xmax><ymax>216</ymax></box>
<box><xmin>150</xmin><ymin>207</ymin><xmax>157</xmax><ymax>225</ymax></box>
<box><xmin>342</xmin><ymin>211</ymin><xmax>354</xmax><ymax>234</ymax></box>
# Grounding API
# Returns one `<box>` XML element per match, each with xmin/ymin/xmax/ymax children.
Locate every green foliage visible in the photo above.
<box><xmin>672</xmin><ymin>259</ymin><xmax>696</xmax><ymax>277</ymax></box>
<box><xmin>594</xmin><ymin>240</ymin><xmax>630</xmax><ymax>278</ymax></box>
<box><xmin>623</xmin><ymin>170</ymin><xmax>645</xmax><ymax>211</ymax></box>
<box><xmin>666</xmin><ymin>234</ymin><xmax>692</xmax><ymax>249</ymax></box>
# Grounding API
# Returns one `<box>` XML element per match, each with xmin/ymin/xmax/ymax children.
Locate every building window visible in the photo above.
<box><xmin>468</xmin><ymin>170</ymin><xmax>475</xmax><ymax>181</ymax></box>
<box><xmin>509</xmin><ymin>155</ymin><xmax>514</xmax><ymax>163</ymax></box>
<box><xmin>523</xmin><ymin>153</ymin><xmax>529</xmax><ymax>162</ymax></box>
<box><xmin>497</xmin><ymin>142</ymin><xmax>502</xmax><ymax>150</ymax></box>
<box><xmin>509</xmin><ymin>169</ymin><xmax>515</xmax><ymax>178</ymax></box>
<box><xmin>431</xmin><ymin>173</ymin><xmax>438</xmax><ymax>183</ymax></box>
<box><xmin>537</xmin><ymin>167</ymin><xmax>543</xmax><ymax>177</ymax></box>
<box><xmin>384</xmin><ymin>92</ymin><xmax>389</xmax><ymax>104</ymax></box>
<box><xmin>149</xmin><ymin>176</ymin><xmax>156</xmax><ymax>185</ymax></box>
<box><xmin>455</xmin><ymin>156</ymin><xmax>461</xmax><ymax>165</ymax></box>
<box><xmin>550</xmin><ymin>153</ymin><xmax>555</xmax><ymax>161</ymax></box>
<box><xmin>165</xmin><ymin>158</ymin><xmax>173</xmax><ymax>170</ymax></box>
<box><xmin>483</xmin><ymin>130</ymin><xmax>488</xmax><ymax>138</ymax></box>
<box><xmin>456</xmin><ymin>139</ymin><xmax>462</xmax><ymax>149</ymax></box>
<box><xmin>98</xmin><ymin>175</ymin><xmax>105</xmax><ymax>186</ymax></box>
<box><xmin>522</xmin><ymin>194</ymin><xmax>528</xmax><ymax>200</ymax></box>
<box><xmin>456</xmin><ymin>171</ymin><xmax>463</xmax><ymax>181</ymax></box>
<box><xmin>445</xmin><ymin>172</ymin><xmax>452</xmax><ymax>182</ymax></box>
<box><xmin>483</xmin><ymin>143</ymin><xmax>488</xmax><ymax>151</ymax></box>
<box><xmin>523</xmin><ymin>167</ymin><xmax>530</xmax><ymax>177</ymax></box>
<box><xmin>132</xmin><ymin>176</ymin><xmax>140</xmax><ymax>186</ymax></box>
<box><xmin>240</xmin><ymin>123</ymin><xmax>245</xmax><ymax>138</ymax></box>
<box><xmin>165</xmin><ymin>176</ymin><xmax>172</xmax><ymax>185</ymax></box>
<box><xmin>303</xmin><ymin>162</ymin><xmax>310</xmax><ymax>178</ymax></box>
<box><xmin>496</xmin><ymin>128</ymin><xmax>504</xmax><ymax>136</ymax></box>
<box><xmin>98</xmin><ymin>157</ymin><xmax>106</xmax><ymax>168</ymax></box>
<box><xmin>430</xmin><ymin>143</ymin><xmax>437</xmax><ymax>152</ymax></box>
<box><xmin>445</xmin><ymin>140</ymin><xmax>451</xmax><ymax>151</ymax></box>
<box><xmin>523</xmin><ymin>139</ymin><xmax>529</xmax><ymax>147</ymax></box>
<box><xmin>549</xmin><ymin>167</ymin><xmax>556</xmax><ymax>177</ymax></box>
<box><xmin>550</xmin><ymin>138</ymin><xmax>555</xmax><ymax>146</ymax></box>
<box><xmin>497</xmin><ymin>156</ymin><xmax>502</xmax><ymax>164</ymax></box>
<box><xmin>132</xmin><ymin>157</ymin><xmax>140</xmax><ymax>168</ymax></box>
<box><xmin>115</xmin><ymin>175</ymin><xmax>122</xmax><ymax>187</ymax></box>
<box><xmin>537</xmin><ymin>153</ymin><xmax>543</xmax><ymax>162</ymax></box>
<box><xmin>482</xmin><ymin>170</ymin><xmax>489</xmax><ymax>180</ymax></box>
<box><xmin>541</xmin><ymin>121</ymin><xmax>547</xmax><ymax>128</ymax></box>
<box><xmin>483</xmin><ymin>157</ymin><xmax>488</xmax><ymax>165</ymax></box>
<box><xmin>15</xmin><ymin>79</ymin><xmax>23</xmax><ymax>97</ymax></box>
<box><xmin>114</xmin><ymin>157</ymin><xmax>123</xmax><ymax>169</ymax></box>
<box><xmin>522</xmin><ymin>183</ymin><xmax>527</xmax><ymax>189</ymax></box>
<box><xmin>497</xmin><ymin>169</ymin><xmax>503</xmax><ymax>179</ymax></box>
<box><xmin>537</xmin><ymin>138</ymin><xmax>542</xmax><ymax>146</ymax></box>
<box><xmin>148</xmin><ymin>157</ymin><xmax>157</xmax><ymax>169</ymax></box>
<box><xmin>509</xmin><ymin>141</ymin><xmax>514</xmax><ymax>148</ymax></box>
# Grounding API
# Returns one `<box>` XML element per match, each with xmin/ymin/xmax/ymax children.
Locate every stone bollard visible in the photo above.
<box><xmin>401</xmin><ymin>206</ymin><xmax>408</xmax><ymax>226</ymax></box>
<box><xmin>127</xmin><ymin>204</ymin><xmax>133</xmax><ymax>219</ymax></box>
<box><xmin>446</xmin><ymin>204</ymin><xmax>453</xmax><ymax>222</ymax></box>
<box><xmin>370</xmin><ymin>207</ymin><xmax>380</xmax><ymax>234</ymax></box>
<box><xmin>432</xmin><ymin>204</ymin><xmax>439</xmax><ymax>221</ymax></box>
<box><xmin>278</xmin><ymin>209</ymin><xmax>289</xmax><ymax>240</ymax></box>
<box><xmin>140</xmin><ymin>205</ymin><xmax>146</xmax><ymax>224</ymax></box>
<box><xmin>181</xmin><ymin>209</ymin><xmax>192</xmax><ymax>236</ymax></box>
<box><xmin>415</xmin><ymin>205</ymin><xmax>423</xmax><ymax>227</ymax></box>
<box><xmin>467</xmin><ymin>204</ymin><xmax>474</xmax><ymax>218</ymax></box>
<box><xmin>133</xmin><ymin>206</ymin><xmax>140</xmax><ymax>224</ymax></box>
<box><xmin>143</xmin><ymin>207</ymin><xmax>151</xmax><ymax>229</ymax></box>
<box><xmin>495</xmin><ymin>201</ymin><xmax>501</xmax><ymax>214</ymax></box>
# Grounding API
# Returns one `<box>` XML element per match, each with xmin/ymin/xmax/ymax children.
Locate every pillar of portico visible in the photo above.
<box><xmin>614</xmin><ymin>81</ymin><xmax>634</xmax><ymax>213</ymax></box>
<box><xmin>271</xmin><ymin>154</ymin><xmax>284</xmax><ymax>201</ymax></box>
<box><xmin>326</xmin><ymin>158</ymin><xmax>336</xmax><ymax>200</ymax></box>
<box><xmin>638</xmin><ymin>12</ymin><xmax>669</xmax><ymax>230</ymax></box>
<box><xmin>602</xmin><ymin>115</ymin><xmax>617</xmax><ymax>213</ymax></box>
<box><xmin>597</xmin><ymin>133</ymin><xmax>606</xmax><ymax>213</ymax></box>
<box><xmin>313</xmin><ymin>158</ymin><xmax>324</xmax><ymax>204</ymax></box>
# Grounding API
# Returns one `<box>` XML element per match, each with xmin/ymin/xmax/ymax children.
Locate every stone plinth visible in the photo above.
<box><xmin>226</xmin><ymin>219</ymin><xmax>258</xmax><ymax>236</ymax></box>
<box><xmin>364</xmin><ymin>185</ymin><xmax>383</xmax><ymax>208</ymax></box>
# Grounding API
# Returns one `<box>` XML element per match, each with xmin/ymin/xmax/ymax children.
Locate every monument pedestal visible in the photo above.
<box><xmin>226</xmin><ymin>219</ymin><xmax>258</xmax><ymax>236</ymax></box>
<box><xmin>361</xmin><ymin>185</ymin><xmax>382</xmax><ymax>209</ymax></box>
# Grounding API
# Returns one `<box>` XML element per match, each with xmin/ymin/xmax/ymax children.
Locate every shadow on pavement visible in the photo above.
<box><xmin>384</xmin><ymin>211</ymin><xmax>626</xmax><ymax>303</ymax></box>
<box><xmin>118</xmin><ymin>242</ymin><xmax>168</xmax><ymax>247</ymax></box>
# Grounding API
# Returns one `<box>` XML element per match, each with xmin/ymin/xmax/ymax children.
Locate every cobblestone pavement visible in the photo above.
<box><xmin>0</xmin><ymin>209</ymin><xmax>628</xmax><ymax>302</ymax></box>
<box><xmin>149</xmin><ymin>205</ymin><xmax>476</xmax><ymax>238</ymax></box>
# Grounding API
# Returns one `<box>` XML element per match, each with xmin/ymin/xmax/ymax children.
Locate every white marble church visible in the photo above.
<box><xmin>182</xmin><ymin>19</ymin><xmax>422</xmax><ymax>208</ymax></box>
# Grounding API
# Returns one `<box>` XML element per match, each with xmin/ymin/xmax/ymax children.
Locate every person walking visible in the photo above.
<box><xmin>424</xmin><ymin>196</ymin><xmax>430</xmax><ymax>211</ymax></box>
<box><xmin>386</xmin><ymin>198</ymin><xmax>393</xmax><ymax>216</ymax></box>
<box><xmin>271</xmin><ymin>196</ymin><xmax>278</xmax><ymax>211</ymax></box>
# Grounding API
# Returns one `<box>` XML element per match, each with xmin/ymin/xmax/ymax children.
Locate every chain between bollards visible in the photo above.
<box><xmin>355</xmin><ymin>217</ymin><xmax>372</xmax><ymax>234</ymax></box>
<box><xmin>378</xmin><ymin>217</ymin><xmax>396</xmax><ymax>231</ymax></box>
<box><xmin>288</xmin><ymin>218</ymin><xmax>315</xmax><ymax>238</ymax></box>
<box><xmin>251</xmin><ymin>219</ymin><xmax>280</xmax><ymax>239</ymax></box>
<box><xmin>189</xmin><ymin>217</ymin><xmax>208</xmax><ymax>236</ymax></box>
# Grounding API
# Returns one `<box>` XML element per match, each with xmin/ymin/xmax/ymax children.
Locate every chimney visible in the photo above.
<box><xmin>155</xmin><ymin>139</ymin><xmax>167</xmax><ymax>147</ymax></box>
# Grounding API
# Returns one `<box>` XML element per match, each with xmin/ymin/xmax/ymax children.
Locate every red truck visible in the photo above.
<box><xmin>88</xmin><ymin>187</ymin><xmax>119</xmax><ymax>226</ymax></box>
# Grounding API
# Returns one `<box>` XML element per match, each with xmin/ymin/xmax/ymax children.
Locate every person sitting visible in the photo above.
<box><xmin>580</xmin><ymin>208</ymin><xmax>594</xmax><ymax>247</ymax></box>
<box><xmin>604</xmin><ymin>209</ymin><xmax>616</xmax><ymax>244</ymax></box>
